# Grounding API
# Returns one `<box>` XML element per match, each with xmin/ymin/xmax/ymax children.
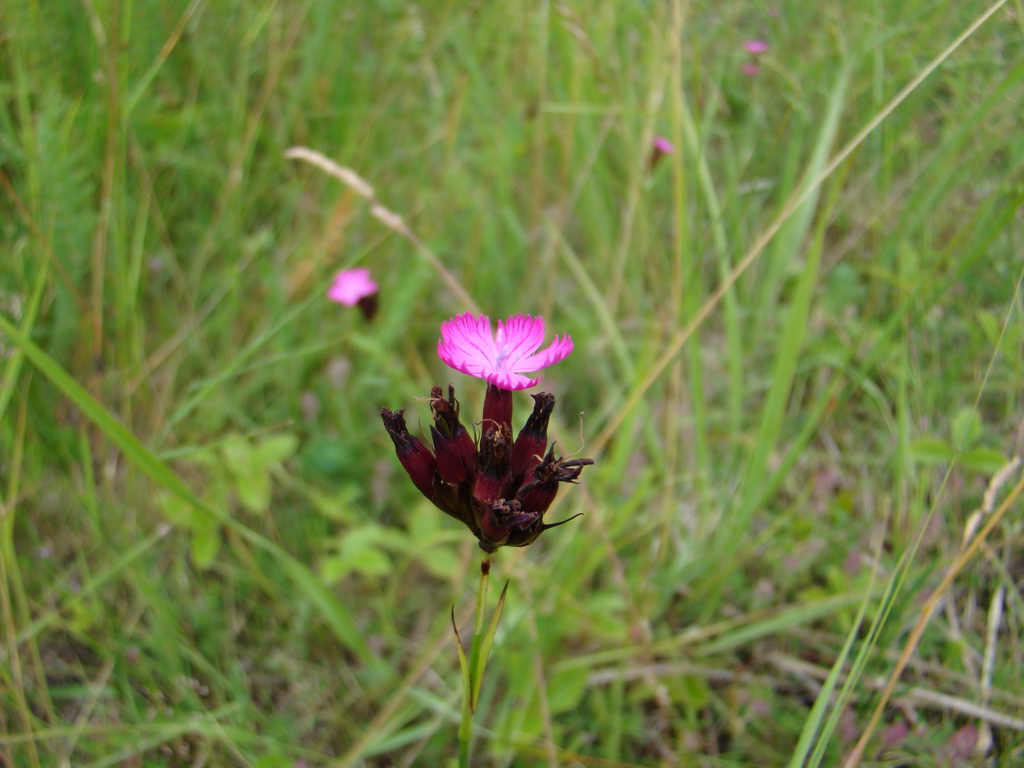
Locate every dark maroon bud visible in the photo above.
<box><xmin>509</xmin><ymin>392</ymin><xmax>554</xmax><ymax>488</ymax></box>
<box><xmin>430</xmin><ymin>473</ymin><xmax>478</xmax><ymax>533</ymax></box>
<box><xmin>515</xmin><ymin>446</ymin><xmax>559</xmax><ymax>514</ymax></box>
<box><xmin>482</xmin><ymin>383</ymin><xmax>513</xmax><ymax>430</ymax></box>
<box><xmin>380</xmin><ymin>408</ymin><xmax>437</xmax><ymax>500</ymax></box>
<box><xmin>429</xmin><ymin>385</ymin><xmax>477</xmax><ymax>485</ymax></box>
<box><xmin>515</xmin><ymin>447</ymin><xmax>594</xmax><ymax>515</ymax></box>
<box><xmin>479</xmin><ymin>499</ymin><xmax>537</xmax><ymax>547</ymax></box>
<box><xmin>472</xmin><ymin>423</ymin><xmax>513</xmax><ymax>508</ymax></box>
<box><xmin>514</xmin><ymin>477</ymin><xmax>557</xmax><ymax>517</ymax></box>
<box><xmin>505</xmin><ymin>511</ymin><xmax>584</xmax><ymax>548</ymax></box>
<box><xmin>356</xmin><ymin>293</ymin><xmax>379</xmax><ymax>321</ymax></box>
<box><xmin>503</xmin><ymin>525</ymin><xmax>540</xmax><ymax>548</ymax></box>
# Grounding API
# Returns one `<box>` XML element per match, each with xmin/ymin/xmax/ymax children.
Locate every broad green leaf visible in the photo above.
<box><xmin>950</xmin><ymin>407</ymin><xmax>982</xmax><ymax>448</ymax></box>
<box><xmin>159</xmin><ymin>490</ymin><xmax>197</xmax><ymax>528</ymax></box>
<box><xmin>417</xmin><ymin>548</ymin><xmax>461</xmax><ymax>581</ymax></box>
<box><xmin>306</xmin><ymin>487</ymin><xmax>359</xmax><ymax>523</ymax></box>
<box><xmin>909</xmin><ymin>438</ymin><xmax>954</xmax><ymax>465</ymax></box>
<box><xmin>322</xmin><ymin>525</ymin><xmax>403</xmax><ymax>581</ymax></box>
<box><xmin>190</xmin><ymin>516</ymin><xmax>221</xmax><ymax>569</ymax></box>
<box><xmin>237</xmin><ymin>469</ymin><xmax>272</xmax><ymax>514</ymax></box>
<box><xmin>255</xmin><ymin>434</ymin><xmax>298</xmax><ymax>465</ymax></box>
<box><xmin>222</xmin><ymin>438</ymin><xmax>271</xmax><ymax>513</ymax></box>
<box><xmin>960</xmin><ymin>448</ymin><xmax>1010</xmax><ymax>475</ymax></box>
<box><xmin>547</xmin><ymin>664</ymin><xmax>590</xmax><ymax>714</ymax></box>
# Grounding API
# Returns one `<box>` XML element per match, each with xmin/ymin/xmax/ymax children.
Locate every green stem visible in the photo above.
<box><xmin>458</xmin><ymin>555</ymin><xmax>492</xmax><ymax>767</ymax></box>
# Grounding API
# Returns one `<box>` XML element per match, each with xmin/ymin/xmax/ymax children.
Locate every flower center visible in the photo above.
<box><xmin>494</xmin><ymin>344</ymin><xmax>511</xmax><ymax>369</ymax></box>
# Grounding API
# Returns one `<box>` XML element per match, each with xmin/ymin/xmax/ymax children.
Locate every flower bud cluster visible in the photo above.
<box><xmin>381</xmin><ymin>384</ymin><xmax>592</xmax><ymax>552</ymax></box>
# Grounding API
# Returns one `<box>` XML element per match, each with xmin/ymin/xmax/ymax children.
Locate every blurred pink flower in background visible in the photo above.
<box><xmin>328</xmin><ymin>267</ymin><xmax>379</xmax><ymax>319</ymax></box>
<box><xmin>437</xmin><ymin>313</ymin><xmax>573</xmax><ymax>391</ymax></box>
<box><xmin>742</xmin><ymin>39</ymin><xmax>768</xmax><ymax>77</ymax></box>
<box><xmin>327</xmin><ymin>267</ymin><xmax>378</xmax><ymax>306</ymax></box>
<box><xmin>649</xmin><ymin>135</ymin><xmax>675</xmax><ymax>170</ymax></box>
<box><xmin>652</xmin><ymin>136</ymin><xmax>675</xmax><ymax>155</ymax></box>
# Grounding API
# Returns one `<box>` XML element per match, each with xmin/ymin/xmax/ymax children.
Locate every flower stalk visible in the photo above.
<box><xmin>455</xmin><ymin>556</ymin><xmax>506</xmax><ymax>768</ymax></box>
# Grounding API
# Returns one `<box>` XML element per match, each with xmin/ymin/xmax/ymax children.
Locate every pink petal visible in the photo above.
<box><xmin>437</xmin><ymin>312</ymin><xmax>573</xmax><ymax>391</ymax></box>
<box><xmin>438</xmin><ymin>313</ymin><xmax>498</xmax><ymax>375</ymax></box>
<box><xmin>486</xmin><ymin>371</ymin><xmax>540</xmax><ymax>390</ymax></box>
<box><xmin>327</xmin><ymin>267</ymin><xmax>378</xmax><ymax>306</ymax></box>
<box><xmin>496</xmin><ymin>315</ymin><xmax>547</xmax><ymax>366</ymax></box>
<box><xmin>744</xmin><ymin>39</ymin><xmax>769</xmax><ymax>54</ymax></box>
<box><xmin>652</xmin><ymin>136</ymin><xmax>675</xmax><ymax>154</ymax></box>
<box><xmin>514</xmin><ymin>334</ymin><xmax>574</xmax><ymax>373</ymax></box>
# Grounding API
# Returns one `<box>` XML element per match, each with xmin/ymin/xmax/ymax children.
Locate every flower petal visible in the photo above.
<box><xmin>496</xmin><ymin>314</ymin><xmax>546</xmax><ymax>369</ymax></box>
<box><xmin>483</xmin><ymin>370</ymin><xmax>539</xmax><ymax>391</ymax></box>
<box><xmin>513</xmin><ymin>334</ymin><xmax>574</xmax><ymax>373</ymax></box>
<box><xmin>437</xmin><ymin>312</ymin><xmax>572</xmax><ymax>390</ymax></box>
<box><xmin>327</xmin><ymin>267</ymin><xmax>378</xmax><ymax>306</ymax></box>
<box><xmin>652</xmin><ymin>136</ymin><xmax>675</xmax><ymax>154</ymax></box>
<box><xmin>438</xmin><ymin>313</ymin><xmax>499</xmax><ymax>375</ymax></box>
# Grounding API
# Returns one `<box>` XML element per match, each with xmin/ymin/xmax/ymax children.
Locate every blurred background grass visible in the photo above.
<box><xmin>2</xmin><ymin>0</ymin><xmax>1024</xmax><ymax>765</ymax></box>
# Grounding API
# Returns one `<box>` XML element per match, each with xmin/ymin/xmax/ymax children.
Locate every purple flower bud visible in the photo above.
<box><xmin>472</xmin><ymin>423</ymin><xmax>513</xmax><ymax>509</ymax></box>
<box><xmin>516</xmin><ymin>447</ymin><xmax>594</xmax><ymax>517</ymax></box>
<box><xmin>509</xmin><ymin>392</ymin><xmax>554</xmax><ymax>488</ymax></box>
<box><xmin>380</xmin><ymin>408</ymin><xmax>437</xmax><ymax>500</ymax></box>
<box><xmin>429</xmin><ymin>385</ymin><xmax>477</xmax><ymax>485</ymax></box>
<box><xmin>515</xmin><ymin>447</ymin><xmax>559</xmax><ymax>516</ymax></box>
<box><xmin>479</xmin><ymin>499</ymin><xmax>541</xmax><ymax>551</ymax></box>
<box><xmin>482</xmin><ymin>383</ymin><xmax>513</xmax><ymax>431</ymax></box>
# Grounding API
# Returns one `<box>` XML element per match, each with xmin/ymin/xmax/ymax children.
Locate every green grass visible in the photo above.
<box><xmin>3</xmin><ymin>0</ymin><xmax>1024</xmax><ymax>765</ymax></box>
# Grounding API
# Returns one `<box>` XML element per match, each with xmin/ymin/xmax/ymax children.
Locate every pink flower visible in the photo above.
<box><xmin>742</xmin><ymin>63</ymin><xmax>761</xmax><ymax>76</ymax></box>
<box><xmin>649</xmin><ymin>136</ymin><xmax>676</xmax><ymax>171</ymax></box>
<box><xmin>437</xmin><ymin>313</ymin><xmax>573</xmax><ymax>391</ymax></box>
<box><xmin>652</xmin><ymin>136</ymin><xmax>675</xmax><ymax>155</ymax></box>
<box><xmin>327</xmin><ymin>267</ymin><xmax>378</xmax><ymax>306</ymax></box>
<box><xmin>744</xmin><ymin>39</ymin><xmax>769</xmax><ymax>54</ymax></box>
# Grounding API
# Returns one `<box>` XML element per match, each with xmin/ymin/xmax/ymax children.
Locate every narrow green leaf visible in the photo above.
<box><xmin>472</xmin><ymin>580</ymin><xmax>508</xmax><ymax>708</ymax></box>
<box><xmin>452</xmin><ymin>607</ymin><xmax>473</xmax><ymax>744</ymax></box>
<box><xmin>742</xmin><ymin>63</ymin><xmax>851</xmax><ymax>510</ymax></box>
<box><xmin>787</xmin><ymin>564</ymin><xmax>878</xmax><ymax>768</ymax></box>
<box><xmin>0</xmin><ymin>236</ymin><xmax>51</xmax><ymax>423</ymax></box>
